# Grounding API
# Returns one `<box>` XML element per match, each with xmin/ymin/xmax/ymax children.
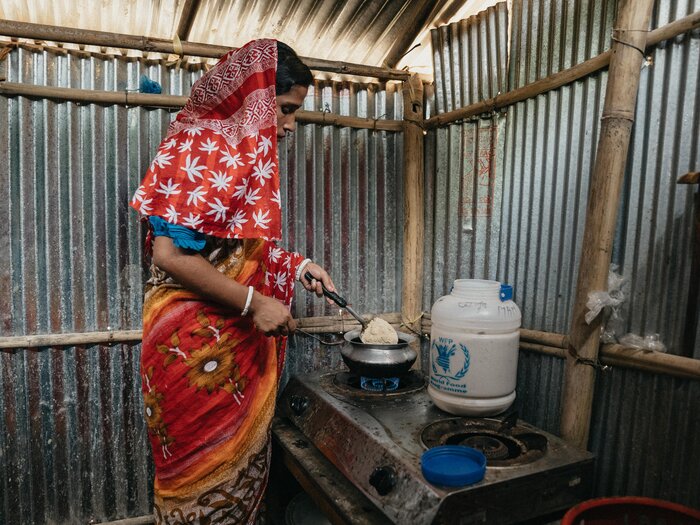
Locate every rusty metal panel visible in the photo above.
<box><xmin>0</xmin><ymin>45</ymin><xmax>403</xmax><ymax>524</ymax></box>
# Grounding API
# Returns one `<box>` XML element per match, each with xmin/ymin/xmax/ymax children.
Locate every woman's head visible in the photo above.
<box><xmin>276</xmin><ymin>42</ymin><xmax>312</xmax><ymax>95</ymax></box>
<box><xmin>276</xmin><ymin>42</ymin><xmax>312</xmax><ymax>137</ymax></box>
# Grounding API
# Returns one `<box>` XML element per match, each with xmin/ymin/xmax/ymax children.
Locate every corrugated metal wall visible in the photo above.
<box><xmin>429</xmin><ymin>0</ymin><xmax>700</xmax><ymax>510</ymax></box>
<box><xmin>424</xmin><ymin>2</ymin><xmax>509</xmax><ymax>310</ymax></box>
<box><xmin>0</xmin><ymin>46</ymin><xmax>403</xmax><ymax>524</ymax></box>
<box><xmin>619</xmin><ymin>0</ymin><xmax>700</xmax><ymax>359</ymax></box>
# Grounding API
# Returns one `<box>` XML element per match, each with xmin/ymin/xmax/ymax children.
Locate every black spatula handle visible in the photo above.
<box><xmin>304</xmin><ymin>272</ymin><xmax>347</xmax><ymax>307</ymax></box>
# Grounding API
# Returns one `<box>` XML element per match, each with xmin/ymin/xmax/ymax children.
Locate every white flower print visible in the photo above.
<box><xmin>258</xmin><ymin>135</ymin><xmax>273</xmax><ymax>156</ymax></box>
<box><xmin>164</xmin><ymin>205</ymin><xmax>180</xmax><ymax>223</ymax></box>
<box><xmin>284</xmin><ymin>254</ymin><xmax>292</xmax><ymax>267</ymax></box>
<box><xmin>252</xmin><ymin>209</ymin><xmax>271</xmax><ymax>229</ymax></box>
<box><xmin>149</xmin><ymin>172</ymin><xmax>158</xmax><ymax>187</ymax></box>
<box><xmin>185</xmin><ymin>127</ymin><xmax>204</xmax><ymax>136</ymax></box>
<box><xmin>181</xmin><ymin>154</ymin><xmax>206</xmax><ymax>182</ymax></box>
<box><xmin>186</xmin><ymin>185</ymin><xmax>207</xmax><ymax>206</ymax></box>
<box><xmin>182</xmin><ymin>212</ymin><xmax>204</xmax><ymax>228</ymax></box>
<box><xmin>155</xmin><ymin>178</ymin><xmax>181</xmax><ymax>198</ymax></box>
<box><xmin>227</xmin><ymin>209</ymin><xmax>248</xmax><ymax>232</ymax></box>
<box><xmin>220</xmin><ymin>148</ymin><xmax>244</xmax><ymax>168</ymax></box>
<box><xmin>273</xmin><ymin>271</ymin><xmax>288</xmax><ymax>292</ymax></box>
<box><xmin>199</xmin><ymin>138</ymin><xmax>219</xmax><ymax>153</ymax></box>
<box><xmin>243</xmin><ymin>187</ymin><xmax>262</xmax><ymax>206</ymax></box>
<box><xmin>138</xmin><ymin>198</ymin><xmax>153</xmax><ymax>214</ymax></box>
<box><xmin>269</xmin><ymin>246</ymin><xmax>283</xmax><ymax>263</ymax></box>
<box><xmin>271</xmin><ymin>189</ymin><xmax>281</xmax><ymax>207</ymax></box>
<box><xmin>178</xmin><ymin>139</ymin><xmax>194</xmax><ymax>153</ymax></box>
<box><xmin>151</xmin><ymin>150</ymin><xmax>174</xmax><ymax>170</ymax></box>
<box><xmin>132</xmin><ymin>185</ymin><xmax>146</xmax><ymax>204</ymax></box>
<box><xmin>264</xmin><ymin>271</ymin><xmax>272</xmax><ymax>287</ymax></box>
<box><xmin>162</xmin><ymin>138</ymin><xmax>178</xmax><ymax>150</ymax></box>
<box><xmin>246</xmin><ymin>151</ymin><xmax>258</xmax><ymax>165</ymax></box>
<box><xmin>206</xmin><ymin>197</ymin><xmax>227</xmax><ymax>223</ymax></box>
<box><xmin>252</xmin><ymin>159</ymin><xmax>275</xmax><ymax>186</ymax></box>
<box><xmin>233</xmin><ymin>178</ymin><xmax>249</xmax><ymax>199</ymax></box>
<box><xmin>208</xmin><ymin>170</ymin><xmax>233</xmax><ymax>192</ymax></box>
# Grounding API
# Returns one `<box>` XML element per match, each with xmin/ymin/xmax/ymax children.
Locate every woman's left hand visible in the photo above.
<box><xmin>301</xmin><ymin>262</ymin><xmax>336</xmax><ymax>302</ymax></box>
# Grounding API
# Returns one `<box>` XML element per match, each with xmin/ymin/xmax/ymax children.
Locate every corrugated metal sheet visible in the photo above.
<box><xmin>589</xmin><ymin>368</ymin><xmax>700</xmax><ymax>507</ymax></box>
<box><xmin>431</xmin><ymin>2</ymin><xmax>509</xmax><ymax>113</ymax></box>
<box><xmin>424</xmin><ymin>2</ymin><xmax>509</xmax><ymax>311</ymax></box>
<box><xmin>617</xmin><ymin>0</ymin><xmax>700</xmax><ymax>359</ymax></box>
<box><xmin>0</xmin><ymin>46</ymin><xmax>403</xmax><ymax>524</ymax></box>
<box><xmin>0</xmin><ymin>0</ymin><xmax>460</xmax><ymax>71</ymax></box>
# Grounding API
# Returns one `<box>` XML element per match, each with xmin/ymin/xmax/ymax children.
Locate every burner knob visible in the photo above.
<box><xmin>369</xmin><ymin>466</ymin><xmax>397</xmax><ymax>496</ymax></box>
<box><xmin>289</xmin><ymin>395</ymin><xmax>309</xmax><ymax>416</ymax></box>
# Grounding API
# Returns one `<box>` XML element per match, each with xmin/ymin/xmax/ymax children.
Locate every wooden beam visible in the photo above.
<box><xmin>401</xmin><ymin>74</ymin><xmax>426</xmax><ymax>348</ymax></box>
<box><xmin>560</xmin><ymin>0</ymin><xmax>656</xmax><ymax>449</ymax></box>
<box><xmin>0</xmin><ymin>82</ymin><xmax>403</xmax><ymax>131</ymax></box>
<box><xmin>0</xmin><ymin>19</ymin><xmax>411</xmax><ymax>81</ymax></box>
<box><xmin>176</xmin><ymin>0</ymin><xmax>202</xmax><ymax>41</ymax></box>
<box><xmin>424</xmin><ymin>9</ymin><xmax>700</xmax><ymax>129</ymax></box>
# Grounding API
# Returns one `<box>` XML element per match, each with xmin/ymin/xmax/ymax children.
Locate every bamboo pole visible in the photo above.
<box><xmin>560</xmin><ymin>0</ymin><xmax>656</xmax><ymax>449</ymax></box>
<box><xmin>2</xmin><ymin>321</ymin><xmax>698</xmax><ymax>381</ymax></box>
<box><xmin>0</xmin><ymin>19</ymin><xmax>411</xmax><ymax>81</ymax></box>
<box><xmin>599</xmin><ymin>344</ymin><xmax>700</xmax><ymax>381</ymax></box>
<box><xmin>423</xmin><ymin>9</ymin><xmax>700</xmax><ymax>130</ymax></box>
<box><xmin>0</xmin><ymin>82</ymin><xmax>403</xmax><ymax>131</ymax></box>
<box><xmin>0</xmin><ymin>330</ymin><xmax>143</xmax><ymax>349</ymax></box>
<box><xmin>401</xmin><ymin>74</ymin><xmax>426</xmax><ymax>352</ymax></box>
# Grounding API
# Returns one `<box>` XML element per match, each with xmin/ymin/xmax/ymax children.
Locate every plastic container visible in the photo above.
<box><xmin>562</xmin><ymin>497</ymin><xmax>700</xmax><ymax>525</ymax></box>
<box><xmin>428</xmin><ymin>279</ymin><xmax>521</xmax><ymax>416</ymax></box>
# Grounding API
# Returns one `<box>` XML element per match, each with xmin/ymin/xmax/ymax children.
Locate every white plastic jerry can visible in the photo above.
<box><xmin>428</xmin><ymin>279</ymin><xmax>522</xmax><ymax>416</ymax></box>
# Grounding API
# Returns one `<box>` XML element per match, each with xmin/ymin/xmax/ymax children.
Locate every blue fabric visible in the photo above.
<box><xmin>148</xmin><ymin>216</ymin><xmax>206</xmax><ymax>251</ymax></box>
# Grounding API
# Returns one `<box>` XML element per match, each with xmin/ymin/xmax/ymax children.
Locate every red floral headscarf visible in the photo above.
<box><xmin>130</xmin><ymin>39</ymin><xmax>284</xmax><ymax>240</ymax></box>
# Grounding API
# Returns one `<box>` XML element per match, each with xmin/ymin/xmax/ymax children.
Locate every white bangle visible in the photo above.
<box><xmin>295</xmin><ymin>258</ymin><xmax>312</xmax><ymax>281</ymax></box>
<box><xmin>241</xmin><ymin>286</ymin><xmax>255</xmax><ymax>316</ymax></box>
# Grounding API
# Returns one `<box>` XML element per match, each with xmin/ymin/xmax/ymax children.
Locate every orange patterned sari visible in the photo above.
<box><xmin>141</xmin><ymin>238</ymin><xmax>301</xmax><ymax>524</ymax></box>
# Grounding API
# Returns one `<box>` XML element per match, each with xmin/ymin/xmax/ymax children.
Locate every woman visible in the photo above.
<box><xmin>130</xmin><ymin>39</ymin><xmax>334</xmax><ymax>524</ymax></box>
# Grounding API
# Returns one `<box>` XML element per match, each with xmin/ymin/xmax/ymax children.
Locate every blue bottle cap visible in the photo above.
<box><xmin>421</xmin><ymin>446</ymin><xmax>487</xmax><ymax>487</ymax></box>
<box><xmin>499</xmin><ymin>283</ymin><xmax>513</xmax><ymax>301</ymax></box>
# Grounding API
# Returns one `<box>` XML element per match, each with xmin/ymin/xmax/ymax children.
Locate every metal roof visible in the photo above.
<box><xmin>0</xmin><ymin>0</ymin><xmax>501</xmax><ymax>76</ymax></box>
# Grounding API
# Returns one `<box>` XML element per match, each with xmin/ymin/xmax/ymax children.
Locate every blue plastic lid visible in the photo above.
<box><xmin>421</xmin><ymin>446</ymin><xmax>487</xmax><ymax>487</ymax></box>
<box><xmin>499</xmin><ymin>283</ymin><xmax>513</xmax><ymax>301</ymax></box>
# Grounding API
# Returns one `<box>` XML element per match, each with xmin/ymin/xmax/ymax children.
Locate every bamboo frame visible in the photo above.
<box><xmin>401</xmin><ymin>73</ymin><xmax>426</xmax><ymax>351</ymax></box>
<box><xmin>3</xmin><ymin>323</ymin><xmax>698</xmax><ymax>383</ymax></box>
<box><xmin>0</xmin><ymin>82</ymin><xmax>403</xmax><ymax>132</ymax></box>
<box><xmin>560</xmin><ymin>0</ymin><xmax>657</xmax><ymax>448</ymax></box>
<box><xmin>423</xmin><ymin>9</ymin><xmax>700</xmax><ymax>130</ymax></box>
<box><xmin>0</xmin><ymin>19</ymin><xmax>410</xmax><ymax>81</ymax></box>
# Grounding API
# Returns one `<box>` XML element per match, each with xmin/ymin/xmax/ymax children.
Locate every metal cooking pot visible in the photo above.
<box><xmin>341</xmin><ymin>330</ymin><xmax>417</xmax><ymax>378</ymax></box>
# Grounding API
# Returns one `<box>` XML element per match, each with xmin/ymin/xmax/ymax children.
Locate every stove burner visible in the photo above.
<box><xmin>421</xmin><ymin>418</ymin><xmax>548</xmax><ymax>467</ymax></box>
<box><xmin>457</xmin><ymin>434</ymin><xmax>510</xmax><ymax>460</ymax></box>
<box><xmin>327</xmin><ymin>370</ymin><xmax>426</xmax><ymax>397</ymax></box>
<box><xmin>360</xmin><ymin>376</ymin><xmax>400</xmax><ymax>392</ymax></box>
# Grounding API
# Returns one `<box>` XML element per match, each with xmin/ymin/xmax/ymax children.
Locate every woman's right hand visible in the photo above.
<box><xmin>249</xmin><ymin>291</ymin><xmax>296</xmax><ymax>337</ymax></box>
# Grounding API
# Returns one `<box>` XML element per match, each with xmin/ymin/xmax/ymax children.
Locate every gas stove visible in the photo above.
<box><xmin>277</xmin><ymin>370</ymin><xmax>594</xmax><ymax>524</ymax></box>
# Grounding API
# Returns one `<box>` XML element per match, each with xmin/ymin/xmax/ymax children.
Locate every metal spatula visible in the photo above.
<box><xmin>304</xmin><ymin>272</ymin><xmax>368</xmax><ymax>330</ymax></box>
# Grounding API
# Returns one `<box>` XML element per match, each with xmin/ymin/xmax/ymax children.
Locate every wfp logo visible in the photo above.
<box><xmin>431</xmin><ymin>337</ymin><xmax>470</xmax><ymax>380</ymax></box>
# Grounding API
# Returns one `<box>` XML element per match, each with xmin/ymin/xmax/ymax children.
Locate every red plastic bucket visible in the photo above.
<box><xmin>562</xmin><ymin>497</ymin><xmax>700</xmax><ymax>525</ymax></box>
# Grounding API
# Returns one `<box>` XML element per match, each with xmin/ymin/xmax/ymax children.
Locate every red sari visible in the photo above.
<box><xmin>131</xmin><ymin>40</ymin><xmax>305</xmax><ymax>524</ymax></box>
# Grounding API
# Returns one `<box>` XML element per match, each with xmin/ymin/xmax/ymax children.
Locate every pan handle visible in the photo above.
<box><xmin>304</xmin><ymin>272</ymin><xmax>347</xmax><ymax>308</ymax></box>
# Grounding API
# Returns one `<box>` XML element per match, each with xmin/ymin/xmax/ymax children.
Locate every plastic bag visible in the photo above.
<box><xmin>618</xmin><ymin>333</ymin><xmax>667</xmax><ymax>353</ymax></box>
<box><xmin>585</xmin><ymin>266</ymin><xmax>627</xmax><ymax>325</ymax></box>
